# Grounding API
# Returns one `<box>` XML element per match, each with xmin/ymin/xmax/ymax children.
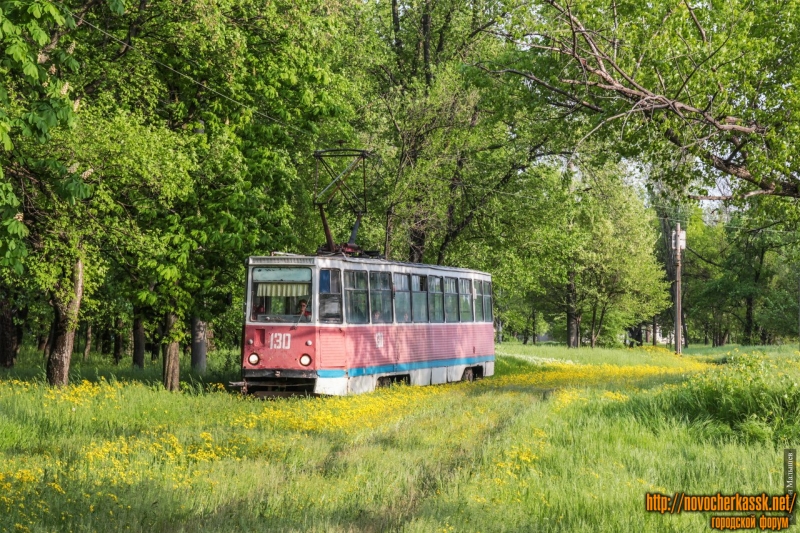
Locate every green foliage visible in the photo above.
<box><xmin>681</xmin><ymin>200</ymin><xmax>800</xmax><ymax>345</ymax></box>
<box><xmin>617</xmin><ymin>350</ymin><xmax>800</xmax><ymax>444</ymax></box>
<box><xmin>0</xmin><ymin>0</ymin><xmax>796</xmax><ymax>388</ymax></box>
<box><xmin>499</xmin><ymin>0</ymin><xmax>800</xmax><ymax>200</ymax></box>
<box><xmin>468</xmin><ymin>159</ymin><xmax>669</xmax><ymax>344</ymax></box>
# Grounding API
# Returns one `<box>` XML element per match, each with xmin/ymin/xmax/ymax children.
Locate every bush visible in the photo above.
<box><xmin>620</xmin><ymin>351</ymin><xmax>800</xmax><ymax>444</ymax></box>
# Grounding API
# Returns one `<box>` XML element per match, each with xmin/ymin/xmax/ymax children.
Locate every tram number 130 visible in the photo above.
<box><xmin>269</xmin><ymin>333</ymin><xmax>291</xmax><ymax>350</ymax></box>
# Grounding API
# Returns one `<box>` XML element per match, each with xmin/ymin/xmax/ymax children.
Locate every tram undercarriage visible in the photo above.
<box><xmin>231</xmin><ymin>363</ymin><xmax>489</xmax><ymax>398</ymax></box>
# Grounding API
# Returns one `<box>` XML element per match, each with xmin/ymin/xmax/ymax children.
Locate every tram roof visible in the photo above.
<box><xmin>247</xmin><ymin>254</ymin><xmax>491</xmax><ymax>277</ymax></box>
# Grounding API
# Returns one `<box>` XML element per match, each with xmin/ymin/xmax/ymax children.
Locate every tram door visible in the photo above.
<box><xmin>318</xmin><ymin>268</ymin><xmax>346</xmax><ymax>370</ymax></box>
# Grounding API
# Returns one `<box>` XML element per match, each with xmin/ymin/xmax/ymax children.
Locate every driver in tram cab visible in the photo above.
<box><xmin>297</xmin><ymin>300</ymin><xmax>312</xmax><ymax>322</ymax></box>
<box><xmin>252</xmin><ymin>303</ymin><xmax>265</xmax><ymax>320</ymax></box>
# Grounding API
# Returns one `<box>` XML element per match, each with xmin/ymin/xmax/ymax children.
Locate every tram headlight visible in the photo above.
<box><xmin>299</xmin><ymin>354</ymin><xmax>312</xmax><ymax>367</ymax></box>
<box><xmin>248</xmin><ymin>353</ymin><xmax>260</xmax><ymax>365</ymax></box>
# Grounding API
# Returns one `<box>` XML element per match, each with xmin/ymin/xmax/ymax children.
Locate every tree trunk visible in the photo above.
<box><xmin>46</xmin><ymin>258</ymin><xmax>84</xmax><ymax>387</ymax></box>
<box><xmin>152</xmin><ymin>320</ymin><xmax>163</xmax><ymax>361</ymax></box>
<box><xmin>83</xmin><ymin>323</ymin><xmax>92</xmax><ymax>361</ymax></box>
<box><xmin>566</xmin><ymin>271</ymin><xmax>579</xmax><ymax>348</ymax></box>
<box><xmin>0</xmin><ymin>299</ymin><xmax>15</xmax><ymax>368</ymax></box>
<box><xmin>712</xmin><ymin>319</ymin><xmax>718</xmax><ymax>347</ymax></box>
<box><xmin>384</xmin><ymin>206</ymin><xmax>394</xmax><ymax>260</ymax></box>
<box><xmin>162</xmin><ymin>312</ymin><xmax>180</xmax><ymax>391</ymax></box>
<box><xmin>103</xmin><ymin>328</ymin><xmax>113</xmax><ymax>355</ymax></box>
<box><xmin>113</xmin><ymin>317</ymin><xmax>123</xmax><ymax>364</ymax></box>
<box><xmin>409</xmin><ymin>222</ymin><xmax>426</xmax><ymax>263</ymax></box>
<box><xmin>422</xmin><ymin>0</ymin><xmax>432</xmax><ymax>87</ymax></box>
<box><xmin>191</xmin><ymin>317</ymin><xmax>207</xmax><ymax>373</ymax></box>
<box><xmin>150</xmin><ymin>338</ymin><xmax>160</xmax><ymax>361</ymax></box>
<box><xmin>744</xmin><ymin>295</ymin><xmax>755</xmax><ymax>345</ymax></box>
<box><xmin>652</xmin><ymin>316</ymin><xmax>657</xmax><ymax>346</ymax></box>
<box><xmin>96</xmin><ymin>326</ymin><xmax>104</xmax><ymax>356</ymax></box>
<box><xmin>682</xmin><ymin>309</ymin><xmax>689</xmax><ymax>348</ymax></box>
<box><xmin>44</xmin><ymin>317</ymin><xmax>57</xmax><ymax>357</ymax></box>
<box><xmin>12</xmin><ymin>307</ymin><xmax>25</xmax><ymax>366</ymax></box>
<box><xmin>133</xmin><ymin>316</ymin><xmax>146</xmax><ymax>369</ymax></box>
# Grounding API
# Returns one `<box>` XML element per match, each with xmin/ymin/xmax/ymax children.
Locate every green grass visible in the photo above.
<box><xmin>1</xmin><ymin>344</ymin><xmax>797</xmax><ymax>532</ymax></box>
<box><xmin>496</xmin><ymin>340</ymin><xmax>692</xmax><ymax>367</ymax></box>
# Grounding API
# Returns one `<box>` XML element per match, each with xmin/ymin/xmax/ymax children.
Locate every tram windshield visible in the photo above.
<box><xmin>250</xmin><ymin>267</ymin><xmax>312</xmax><ymax>323</ymax></box>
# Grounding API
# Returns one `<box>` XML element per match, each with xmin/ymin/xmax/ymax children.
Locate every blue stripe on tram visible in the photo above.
<box><xmin>316</xmin><ymin>355</ymin><xmax>494</xmax><ymax>379</ymax></box>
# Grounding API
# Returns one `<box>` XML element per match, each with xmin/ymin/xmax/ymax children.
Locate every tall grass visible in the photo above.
<box><xmin>496</xmin><ymin>340</ymin><xmax>694</xmax><ymax>368</ymax></box>
<box><xmin>0</xmin><ymin>344</ymin><xmax>796</xmax><ymax>532</ymax></box>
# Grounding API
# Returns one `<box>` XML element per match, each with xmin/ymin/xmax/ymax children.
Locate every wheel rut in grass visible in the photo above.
<box><xmin>308</xmin><ymin>382</ymin><xmax>553</xmax><ymax>531</ymax></box>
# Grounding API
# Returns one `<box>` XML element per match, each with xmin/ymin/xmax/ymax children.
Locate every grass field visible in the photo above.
<box><xmin>1</xmin><ymin>343</ymin><xmax>798</xmax><ymax>532</ymax></box>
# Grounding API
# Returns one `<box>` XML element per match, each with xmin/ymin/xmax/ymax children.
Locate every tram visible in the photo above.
<box><xmin>234</xmin><ymin>254</ymin><xmax>495</xmax><ymax>396</ymax></box>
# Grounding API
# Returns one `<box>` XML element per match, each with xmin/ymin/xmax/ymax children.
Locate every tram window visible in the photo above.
<box><xmin>444</xmin><ymin>277</ymin><xmax>459</xmax><ymax>322</ymax></box>
<box><xmin>428</xmin><ymin>276</ymin><xmax>444</xmax><ymax>323</ymax></box>
<box><xmin>394</xmin><ymin>273</ymin><xmax>411</xmax><ymax>323</ymax></box>
<box><xmin>459</xmin><ymin>279</ymin><xmax>473</xmax><ymax>322</ymax></box>
<box><xmin>411</xmin><ymin>275</ymin><xmax>428</xmax><ymax>323</ymax></box>
<box><xmin>319</xmin><ymin>269</ymin><xmax>342</xmax><ymax>323</ymax></box>
<box><xmin>474</xmin><ymin>280</ymin><xmax>484</xmax><ymax>322</ymax></box>
<box><xmin>369</xmin><ymin>272</ymin><xmax>393</xmax><ymax>323</ymax></box>
<box><xmin>344</xmin><ymin>271</ymin><xmax>369</xmax><ymax>324</ymax></box>
<box><xmin>250</xmin><ymin>267</ymin><xmax>312</xmax><ymax>323</ymax></box>
<box><xmin>484</xmin><ymin>281</ymin><xmax>493</xmax><ymax>322</ymax></box>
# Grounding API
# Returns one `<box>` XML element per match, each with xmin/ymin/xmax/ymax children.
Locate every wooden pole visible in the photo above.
<box><xmin>675</xmin><ymin>228</ymin><xmax>682</xmax><ymax>354</ymax></box>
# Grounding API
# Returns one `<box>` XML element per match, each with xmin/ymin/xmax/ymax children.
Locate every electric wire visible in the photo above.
<box><xmin>54</xmin><ymin>4</ymin><xmax>800</xmax><ymax>237</ymax></box>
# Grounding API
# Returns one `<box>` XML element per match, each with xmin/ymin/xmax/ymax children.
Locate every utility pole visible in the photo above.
<box><xmin>672</xmin><ymin>223</ymin><xmax>686</xmax><ymax>354</ymax></box>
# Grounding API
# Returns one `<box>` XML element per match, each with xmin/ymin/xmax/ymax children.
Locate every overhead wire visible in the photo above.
<box><xmin>419</xmin><ymin>173</ymin><xmax>800</xmax><ymax>235</ymax></box>
<box><xmin>53</xmin><ymin>3</ymin><xmax>800</xmax><ymax>237</ymax></box>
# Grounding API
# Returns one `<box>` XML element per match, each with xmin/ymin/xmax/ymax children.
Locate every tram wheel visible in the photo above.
<box><xmin>461</xmin><ymin>367</ymin><xmax>475</xmax><ymax>382</ymax></box>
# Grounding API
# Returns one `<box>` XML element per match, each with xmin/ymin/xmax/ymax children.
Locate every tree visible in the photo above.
<box><xmin>491</xmin><ymin>0</ymin><xmax>800</xmax><ymax>201</ymax></box>
<box><xmin>682</xmin><ymin>202</ymin><xmax>800</xmax><ymax>346</ymax></box>
<box><xmin>1</xmin><ymin>0</ymin><xmax>352</xmax><ymax>386</ymax></box>
<box><xmin>324</xmin><ymin>0</ymin><xmax>567</xmax><ymax>266</ymax></box>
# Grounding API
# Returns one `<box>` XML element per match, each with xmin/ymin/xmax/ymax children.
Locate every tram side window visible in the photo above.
<box><xmin>319</xmin><ymin>269</ymin><xmax>342</xmax><ymax>323</ymax></box>
<box><xmin>394</xmin><ymin>274</ymin><xmax>411</xmax><ymax>323</ymax></box>
<box><xmin>459</xmin><ymin>278</ymin><xmax>473</xmax><ymax>322</ymax></box>
<box><xmin>411</xmin><ymin>275</ymin><xmax>428</xmax><ymax>323</ymax></box>
<box><xmin>428</xmin><ymin>276</ymin><xmax>444</xmax><ymax>323</ymax></box>
<box><xmin>250</xmin><ymin>267</ymin><xmax>312</xmax><ymax>323</ymax></box>
<box><xmin>344</xmin><ymin>271</ymin><xmax>369</xmax><ymax>324</ymax></box>
<box><xmin>484</xmin><ymin>281</ymin><xmax>493</xmax><ymax>322</ymax></box>
<box><xmin>444</xmin><ymin>277</ymin><xmax>459</xmax><ymax>322</ymax></box>
<box><xmin>369</xmin><ymin>272</ymin><xmax>393</xmax><ymax>323</ymax></box>
<box><xmin>474</xmin><ymin>280</ymin><xmax>485</xmax><ymax>322</ymax></box>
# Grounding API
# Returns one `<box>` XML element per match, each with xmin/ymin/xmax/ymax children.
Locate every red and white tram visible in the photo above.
<box><xmin>236</xmin><ymin>254</ymin><xmax>494</xmax><ymax>396</ymax></box>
